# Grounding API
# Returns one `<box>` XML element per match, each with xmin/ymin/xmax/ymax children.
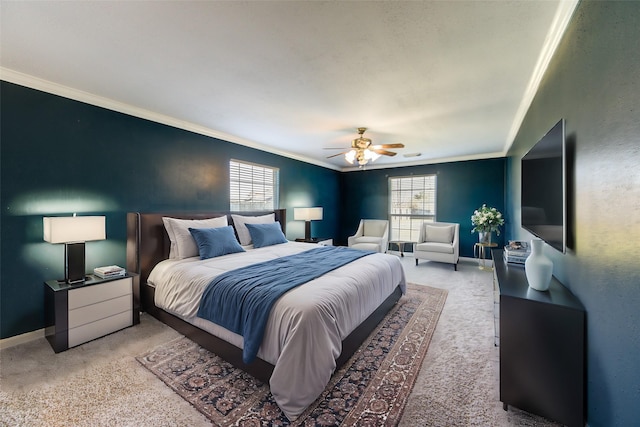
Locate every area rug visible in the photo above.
<box><xmin>136</xmin><ymin>283</ymin><xmax>447</xmax><ymax>426</ymax></box>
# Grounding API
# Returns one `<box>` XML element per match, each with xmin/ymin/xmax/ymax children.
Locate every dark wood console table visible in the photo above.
<box><xmin>492</xmin><ymin>249</ymin><xmax>585</xmax><ymax>427</ymax></box>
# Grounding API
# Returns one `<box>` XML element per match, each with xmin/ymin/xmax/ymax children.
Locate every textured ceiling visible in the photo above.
<box><xmin>0</xmin><ymin>1</ymin><xmax>577</xmax><ymax>171</ymax></box>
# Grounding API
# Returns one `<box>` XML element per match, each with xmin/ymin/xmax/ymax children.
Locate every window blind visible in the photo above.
<box><xmin>230</xmin><ymin>160</ymin><xmax>279</xmax><ymax>211</ymax></box>
<box><xmin>388</xmin><ymin>175</ymin><xmax>437</xmax><ymax>241</ymax></box>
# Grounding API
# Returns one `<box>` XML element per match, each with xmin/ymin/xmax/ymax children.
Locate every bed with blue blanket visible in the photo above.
<box><xmin>126</xmin><ymin>210</ymin><xmax>406</xmax><ymax>421</ymax></box>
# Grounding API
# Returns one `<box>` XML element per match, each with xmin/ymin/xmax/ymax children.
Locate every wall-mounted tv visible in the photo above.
<box><xmin>521</xmin><ymin>119</ymin><xmax>566</xmax><ymax>253</ymax></box>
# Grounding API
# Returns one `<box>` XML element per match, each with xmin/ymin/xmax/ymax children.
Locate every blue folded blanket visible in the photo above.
<box><xmin>197</xmin><ymin>245</ymin><xmax>374</xmax><ymax>363</ymax></box>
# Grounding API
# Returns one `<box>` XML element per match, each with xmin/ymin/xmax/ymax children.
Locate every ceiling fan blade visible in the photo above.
<box><xmin>326</xmin><ymin>151</ymin><xmax>349</xmax><ymax>159</ymax></box>
<box><xmin>323</xmin><ymin>147</ymin><xmax>348</xmax><ymax>150</ymax></box>
<box><xmin>372</xmin><ymin>148</ymin><xmax>397</xmax><ymax>156</ymax></box>
<box><xmin>372</xmin><ymin>143</ymin><xmax>405</xmax><ymax>149</ymax></box>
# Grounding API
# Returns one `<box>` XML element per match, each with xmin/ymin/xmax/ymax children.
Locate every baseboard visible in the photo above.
<box><xmin>0</xmin><ymin>328</ymin><xmax>45</xmax><ymax>350</ymax></box>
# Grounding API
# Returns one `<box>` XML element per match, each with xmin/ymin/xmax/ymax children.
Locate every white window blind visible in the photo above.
<box><xmin>229</xmin><ymin>160</ymin><xmax>279</xmax><ymax>211</ymax></box>
<box><xmin>388</xmin><ymin>175</ymin><xmax>437</xmax><ymax>241</ymax></box>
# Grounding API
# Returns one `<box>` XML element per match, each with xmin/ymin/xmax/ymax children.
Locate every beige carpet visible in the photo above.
<box><xmin>0</xmin><ymin>257</ymin><xmax>561</xmax><ymax>426</ymax></box>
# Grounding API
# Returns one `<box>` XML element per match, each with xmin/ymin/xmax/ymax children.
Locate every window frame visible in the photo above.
<box><xmin>229</xmin><ymin>159</ymin><xmax>279</xmax><ymax>211</ymax></box>
<box><xmin>388</xmin><ymin>174</ymin><xmax>437</xmax><ymax>242</ymax></box>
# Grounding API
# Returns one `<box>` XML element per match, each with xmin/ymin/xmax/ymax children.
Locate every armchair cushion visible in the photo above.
<box><xmin>352</xmin><ymin>236</ymin><xmax>386</xmax><ymax>244</ymax></box>
<box><xmin>424</xmin><ymin>225</ymin><xmax>454</xmax><ymax>244</ymax></box>
<box><xmin>416</xmin><ymin>242</ymin><xmax>454</xmax><ymax>254</ymax></box>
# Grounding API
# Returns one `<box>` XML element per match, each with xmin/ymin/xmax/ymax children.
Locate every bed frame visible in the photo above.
<box><xmin>126</xmin><ymin>210</ymin><xmax>402</xmax><ymax>384</ymax></box>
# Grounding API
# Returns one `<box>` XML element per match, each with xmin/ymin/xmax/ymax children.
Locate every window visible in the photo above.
<box><xmin>389</xmin><ymin>175</ymin><xmax>437</xmax><ymax>241</ymax></box>
<box><xmin>229</xmin><ymin>160</ymin><xmax>279</xmax><ymax>211</ymax></box>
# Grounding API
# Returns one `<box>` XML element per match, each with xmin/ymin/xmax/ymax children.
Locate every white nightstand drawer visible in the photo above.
<box><xmin>68</xmin><ymin>278</ymin><xmax>131</xmax><ymax>310</ymax></box>
<box><xmin>69</xmin><ymin>294</ymin><xmax>132</xmax><ymax>328</ymax></box>
<box><xmin>68</xmin><ymin>310</ymin><xmax>132</xmax><ymax>348</ymax></box>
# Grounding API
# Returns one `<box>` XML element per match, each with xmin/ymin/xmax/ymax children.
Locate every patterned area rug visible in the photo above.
<box><xmin>136</xmin><ymin>283</ymin><xmax>447</xmax><ymax>426</ymax></box>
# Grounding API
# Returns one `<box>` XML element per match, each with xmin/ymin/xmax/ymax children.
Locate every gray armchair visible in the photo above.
<box><xmin>414</xmin><ymin>222</ymin><xmax>460</xmax><ymax>270</ymax></box>
<box><xmin>348</xmin><ymin>219</ymin><xmax>389</xmax><ymax>253</ymax></box>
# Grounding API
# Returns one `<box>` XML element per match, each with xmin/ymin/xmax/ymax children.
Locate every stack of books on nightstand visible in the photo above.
<box><xmin>503</xmin><ymin>241</ymin><xmax>531</xmax><ymax>265</ymax></box>
<box><xmin>94</xmin><ymin>265</ymin><xmax>126</xmax><ymax>279</ymax></box>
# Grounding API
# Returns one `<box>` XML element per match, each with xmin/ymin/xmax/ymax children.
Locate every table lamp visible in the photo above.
<box><xmin>294</xmin><ymin>207</ymin><xmax>323</xmax><ymax>241</ymax></box>
<box><xmin>43</xmin><ymin>215</ymin><xmax>106</xmax><ymax>284</ymax></box>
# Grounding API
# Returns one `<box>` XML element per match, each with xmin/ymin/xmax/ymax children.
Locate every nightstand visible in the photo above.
<box><xmin>295</xmin><ymin>237</ymin><xmax>333</xmax><ymax>246</ymax></box>
<box><xmin>44</xmin><ymin>273</ymin><xmax>140</xmax><ymax>353</ymax></box>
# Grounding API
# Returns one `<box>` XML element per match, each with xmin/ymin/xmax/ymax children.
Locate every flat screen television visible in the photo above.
<box><xmin>521</xmin><ymin>118</ymin><xmax>566</xmax><ymax>253</ymax></box>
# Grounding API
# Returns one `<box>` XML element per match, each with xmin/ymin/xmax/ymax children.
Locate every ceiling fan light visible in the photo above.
<box><xmin>345</xmin><ymin>149</ymin><xmax>356</xmax><ymax>164</ymax></box>
<box><xmin>336</xmin><ymin>128</ymin><xmax>399</xmax><ymax>166</ymax></box>
<box><xmin>363</xmin><ymin>149</ymin><xmax>374</xmax><ymax>160</ymax></box>
<box><xmin>365</xmin><ymin>149</ymin><xmax>381</xmax><ymax>162</ymax></box>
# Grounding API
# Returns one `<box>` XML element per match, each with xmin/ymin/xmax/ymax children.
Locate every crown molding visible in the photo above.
<box><xmin>503</xmin><ymin>0</ymin><xmax>580</xmax><ymax>153</ymax></box>
<box><xmin>1</xmin><ymin>66</ymin><xmax>512</xmax><ymax>173</ymax></box>
<box><xmin>0</xmin><ymin>67</ymin><xmax>342</xmax><ymax>172</ymax></box>
<box><xmin>340</xmin><ymin>151</ymin><xmax>506</xmax><ymax>172</ymax></box>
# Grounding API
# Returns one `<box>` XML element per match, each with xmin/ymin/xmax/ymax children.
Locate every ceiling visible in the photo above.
<box><xmin>0</xmin><ymin>1</ymin><xmax>577</xmax><ymax>171</ymax></box>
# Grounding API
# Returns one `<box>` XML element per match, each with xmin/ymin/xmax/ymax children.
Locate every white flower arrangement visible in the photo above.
<box><xmin>471</xmin><ymin>204</ymin><xmax>505</xmax><ymax>235</ymax></box>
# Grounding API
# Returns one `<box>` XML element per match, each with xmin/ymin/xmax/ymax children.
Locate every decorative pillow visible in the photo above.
<box><xmin>245</xmin><ymin>222</ymin><xmax>287</xmax><ymax>248</ymax></box>
<box><xmin>425</xmin><ymin>225</ymin><xmax>454</xmax><ymax>244</ymax></box>
<box><xmin>162</xmin><ymin>216</ymin><xmax>228</xmax><ymax>259</ymax></box>
<box><xmin>188</xmin><ymin>226</ymin><xmax>245</xmax><ymax>260</ymax></box>
<box><xmin>231</xmin><ymin>213</ymin><xmax>275</xmax><ymax>246</ymax></box>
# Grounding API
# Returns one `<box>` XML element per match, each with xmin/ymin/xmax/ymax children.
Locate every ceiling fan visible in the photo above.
<box><xmin>325</xmin><ymin>127</ymin><xmax>405</xmax><ymax>166</ymax></box>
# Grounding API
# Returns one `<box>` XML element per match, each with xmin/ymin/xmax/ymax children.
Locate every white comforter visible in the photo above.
<box><xmin>148</xmin><ymin>241</ymin><xmax>406</xmax><ymax>420</ymax></box>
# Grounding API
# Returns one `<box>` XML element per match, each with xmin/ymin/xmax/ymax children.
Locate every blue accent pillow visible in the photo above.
<box><xmin>245</xmin><ymin>222</ymin><xmax>288</xmax><ymax>248</ymax></box>
<box><xmin>188</xmin><ymin>226</ymin><xmax>245</xmax><ymax>259</ymax></box>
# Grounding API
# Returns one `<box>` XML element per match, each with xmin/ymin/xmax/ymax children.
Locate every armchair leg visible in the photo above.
<box><xmin>415</xmin><ymin>259</ymin><xmax>418</xmax><ymax>266</ymax></box>
<box><xmin>453</xmin><ymin>263</ymin><xmax>457</xmax><ymax>271</ymax></box>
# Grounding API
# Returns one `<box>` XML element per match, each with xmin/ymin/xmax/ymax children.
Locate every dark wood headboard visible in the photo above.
<box><xmin>126</xmin><ymin>209</ymin><xmax>287</xmax><ymax>288</ymax></box>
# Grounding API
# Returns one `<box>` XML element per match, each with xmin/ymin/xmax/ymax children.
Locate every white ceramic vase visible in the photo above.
<box><xmin>525</xmin><ymin>239</ymin><xmax>553</xmax><ymax>291</ymax></box>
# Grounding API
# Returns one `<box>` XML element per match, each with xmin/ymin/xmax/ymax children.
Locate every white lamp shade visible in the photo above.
<box><xmin>345</xmin><ymin>150</ymin><xmax>356</xmax><ymax>164</ymax></box>
<box><xmin>43</xmin><ymin>216</ymin><xmax>106</xmax><ymax>243</ymax></box>
<box><xmin>364</xmin><ymin>149</ymin><xmax>381</xmax><ymax>161</ymax></box>
<box><xmin>294</xmin><ymin>207</ymin><xmax>323</xmax><ymax>221</ymax></box>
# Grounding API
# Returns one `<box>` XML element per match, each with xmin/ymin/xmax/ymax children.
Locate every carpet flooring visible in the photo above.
<box><xmin>0</xmin><ymin>257</ymin><xmax>562</xmax><ymax>426</ymax></box>
<box><xmin>136</xmin><ymin>284</ymin><xmax>446</xmax><ymax>426</ymax></box>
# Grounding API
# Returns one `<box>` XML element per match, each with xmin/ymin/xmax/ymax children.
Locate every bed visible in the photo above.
<box><xmin>126</xmin><ymin>210</ymin><xmax>406</xmax><ymax>420</ymax></box>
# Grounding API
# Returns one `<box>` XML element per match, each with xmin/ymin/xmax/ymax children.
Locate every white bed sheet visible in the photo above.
<box><xmin>147</xmin><ymin>241</ymin><xmax>406</xmax><ymax>420</ymax></box>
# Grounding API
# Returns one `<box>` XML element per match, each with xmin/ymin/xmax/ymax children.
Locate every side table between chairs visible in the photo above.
<box><xmin>388</xmin><ymin>240</ymin><xmax>414</xmax><ymax>257</ymax></box>
<box><xmin>474</xmin><ymin>242</ymin><xmax>498</xmax><ymax>270</ymax></box>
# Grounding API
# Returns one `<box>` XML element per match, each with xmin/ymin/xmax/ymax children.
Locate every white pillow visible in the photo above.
<box><xmin>162</xmin><ymin>216</ymin><xmax>228</xmax><ymax>259</ymax></box>
<box><xmin>425</xmin><ymin>225</ymin><xmax>454</xmax><ymax>244</ymax></box>
<box><xmin>231</xmin><ymin>213</ymin><xmax>275</xmax><ymax>246</ymax></box>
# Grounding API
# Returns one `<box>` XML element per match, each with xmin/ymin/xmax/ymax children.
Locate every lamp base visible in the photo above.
<box><xmin>65</xmin><ymin>242</ymin><xmax>86</xmax><ymax>284</ymax></box>
<box><xmin>304</xmin><ymin>221</ymin><xmax>312</xmax><ymax>241</ymax></box>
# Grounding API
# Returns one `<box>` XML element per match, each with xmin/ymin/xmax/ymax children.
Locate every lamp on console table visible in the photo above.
<box><xmin>294</xmin><ymin>207</ymin><xmax>323</xmax><ymax>241</ymax></box>
<box><xmin>43</xmin><ymin>214</ymin><xmax>106</xmax><ymax>284</ymax></box>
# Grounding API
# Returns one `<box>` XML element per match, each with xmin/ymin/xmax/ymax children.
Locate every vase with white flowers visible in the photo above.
<box><xmin>471</xmin><ymin>204</ymin><xmax>505</xmax><ymax>244</ymax></box>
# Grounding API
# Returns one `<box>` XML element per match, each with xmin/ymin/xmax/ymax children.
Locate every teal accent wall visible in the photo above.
<box><xmin>0</xmin><ymin>81</ymin><xmax>340</xmax><ymax>338</ymax></box>
<box><xmin>0</xmin><ymin>80</ymin><xmax>507</xmax><ymax>340</ymax></box>
<box><xmin>339</xmin><ymin>158</ymin><xmax>506</xmax><ymax>256</ymax></box>
<box><xmin>505</xmin><ymin>2</ymin><xmax>640</xmax><ymax>425</ymax></box>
